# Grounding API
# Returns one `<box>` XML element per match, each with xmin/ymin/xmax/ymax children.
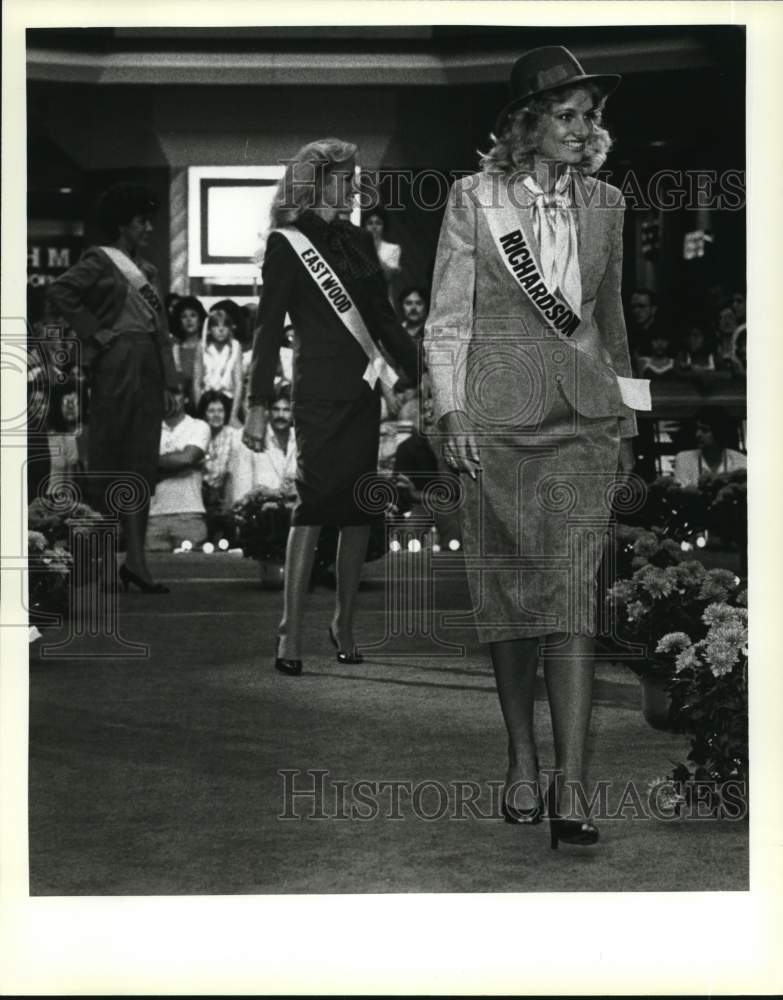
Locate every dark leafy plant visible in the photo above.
<box><xmin>702</xmin><ymin>469</ymin><xmax>747</xmax><ymax>552</ymax></box>
<box><xmin>232</xmin><ymin>489</ymin><xmax>296</xmax><ymax>562</ymax></box>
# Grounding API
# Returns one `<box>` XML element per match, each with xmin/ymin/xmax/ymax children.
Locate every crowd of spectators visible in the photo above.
<box><xmin>26</xmin><ymin>209</ymin><xmax>748</xmax><ymax>561</ymax></box>
<box><xmin>27</xmin><ymin>261</ymin><xmax>445</xmax><ymax>561</ymax></box>
<box><xmin>625</xmin><ymin>285</ymin><xmax>747</xmax><ymax>384</ymax></box>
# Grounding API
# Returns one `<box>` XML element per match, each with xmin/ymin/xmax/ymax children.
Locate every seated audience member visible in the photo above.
<box><xmin>728</xmin><ymin>325</ymin><xmax>747</xmax><ymax>379</ymax></box>
<box><xmin>212</xmin><ymin>298</ymin><xmax>247</xmax><ymax>341</ymax></box>
<box><xmin>363</xmin><ymin>208</ymin><xmax>401</xmax><ymax>297</ymax></box>
<box><xmin>197</xmin><ymin>390</ymin><xmax>242</xmax><ymax>540</ymax></box>
<box><xmin>675</xmin><ymin>325</ymin><xmax>720</xmax><ymax>381</ymax></box>
<box><xmin>381</xmin><ymin>286</ymin><xmax>430</xmax><ymax>416</ymax></box>
<box><xmin>636</xmin><ymin>330</ymin><xmax>676</xmax><ymax>379</ymax></box>
<box><xmin>236</xmin><ymin>302</ymin><xmax>259</xmax><ymax>422</ymax></box>
<box><xmin>233</xmin><ymin>385</ymin><xmax>297</xmax><ymax>503</ymax></box>
<box><xmin>672</xmin><ymin>405</ymin><xmax>747</xmax><ymax>487</ymax></box>
<box><xmin>730</xmin><ymin>288</ymin><xmax>746</xmax><ymax>325</ymax></box>
<box><xmin>146</xmin><ymin>386</ymin><xmax>211</xmax><ymax>551</ymax></box>
<box><xmin>723</xmin><ymin>290</ymin><xmax>747</xmax><ymax>375</ymax></box>
<box><xmin>625</xmin><ymin>287</ymin><xmax>662</xmax><ymax>360</ymax></box>
<box><xmin>170</xmin><ymin>296</ymin><xmax>207</xmax><ymax>413</ymax></box>
<box><xmin>233</xmin><ymin>386</ymin><xmax>297</xmax><ymax>585</ymax></box>
<box><xmin>399</xmin><ymin>286</ymin><xmax>429</xmax><ymax>342</ymax></box>
<box><xmin>714</xmin><ymin>298</ymin><xmax>738</xmax><ymax>363</ymax></box>
<box><xmin>193</xmin><ymin>306</ymin><xmax>243</xmax><ymax>423</ymax></box>
<box><xmin>165</xmin><ymin>292</ymin><xmax>182</xmax><ymax>326</ymax></box>
<box><xmin>46</xmin><ymin>377</ymin><xmax>88</xmax><ymax>494</ymax></box>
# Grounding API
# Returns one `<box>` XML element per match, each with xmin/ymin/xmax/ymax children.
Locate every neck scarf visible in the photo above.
<box><xmin>521</xmin><ymin>169</ymin><xmax>582</xmax><ymax>316</ymax></box>
<box><xmin>297</xmin><ymin>212</ymin><xmax>381</xmax><ymax>281</ymax></box>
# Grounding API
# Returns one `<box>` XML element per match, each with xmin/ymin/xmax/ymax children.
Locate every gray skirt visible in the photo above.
<box><xmin>458</xmin><ymin>391</ymin><xmax>621</xmax><ymax>642</ymax></box>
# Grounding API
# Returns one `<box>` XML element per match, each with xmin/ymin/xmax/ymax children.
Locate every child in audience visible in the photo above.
<box><xmin>193</xmin><ymin>307</ymin><xmax>243</xmax><ymax>423</ymax></box>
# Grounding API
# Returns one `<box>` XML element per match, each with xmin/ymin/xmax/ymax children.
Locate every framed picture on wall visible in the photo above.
<box><xmin>187</xmin><ymin>165</ymin><xmax>284</xmax><ymax>280</ymax></box>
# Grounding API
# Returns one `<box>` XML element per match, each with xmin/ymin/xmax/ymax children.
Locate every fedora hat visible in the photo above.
<box><xmin>494</xmin><ymin>45</ymin><xmax>620</xmax><ymax>136</ymax></box>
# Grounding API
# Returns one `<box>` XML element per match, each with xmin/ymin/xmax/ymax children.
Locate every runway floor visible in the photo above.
<box><xmin>28</xmin><ymin>551</ymin><xmax>748</xmax><ymax>894</ymax></box>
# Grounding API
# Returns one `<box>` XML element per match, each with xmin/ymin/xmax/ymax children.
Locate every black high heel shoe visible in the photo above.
<box><xmin>328</xmin><ymin>626</ymin><xmax>364</xmax><ymax>665</ymax></box>
<box><xmin>502</xmin><ymin>755</ymin><xmax>543</xmax><ymax>825</ymax></box>
<box><xmin>274</xmin><ymin>635</ymin><xmax>303</xmax><ymax>677</ymax></box>
<box><xmin>547</xmin><ymin>783</ymin><xmax>599</xmax><ymax>849</ymax></box>
<box><xmin>119</xmin><ymin>564</ymin><xmax>170</xmax><ymax>594</ymax></box>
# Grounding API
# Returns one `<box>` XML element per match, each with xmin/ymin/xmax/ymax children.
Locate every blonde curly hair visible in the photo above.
<box><xmin>269</xmin><ymin>137</ymin><xmax>357</xmax><ymax>229</ymax></box>
<box><xmin>480</xmin><ymin>83</ymin><xmax>613</xmax><ymax>177</ymax></box>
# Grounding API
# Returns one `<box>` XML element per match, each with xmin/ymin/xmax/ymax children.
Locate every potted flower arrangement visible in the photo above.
<box><xmin>607</xmin><ymin>548</ymin><xmax>744</xmax><ymax>729</ymax></box>
<box><xmin>28</xmin><ymin>497</ymin><xmax>106</xmax><ymax>635</ymax></box>
<box><xmin>652</xmin><ymin>596</ymin><xmax>748</xmax><ymax>816</ymax></box>
<box><xmin>28</xmin><ymin>496</ymin><xmax>106</xmax><ymax>549</ymax></box>
<box><xmin>610</xmin><ymin>522</ymin><xmax>684</xmax><ymax>580</ymax></box>
<box><xmin>232</xmin><ymin>488</ymin><xmax>296</xmax><ymax>588</ymax></box>
<box><xmin>27</xmin><ymin>529</ymin><xmax>73</xmax><ymax>631</ymax></box>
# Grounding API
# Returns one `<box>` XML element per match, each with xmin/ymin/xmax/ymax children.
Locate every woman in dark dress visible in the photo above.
<box><xmin>243</xmin><ymin>138</ymin><xmax>419</xmax><ymax>675</ymax></box>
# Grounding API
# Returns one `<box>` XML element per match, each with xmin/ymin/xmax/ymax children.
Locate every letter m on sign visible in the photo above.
<box><xmin>48</xmin><ymin>248</ymin><xmax>72</xmax><ymax>268</ymax></box>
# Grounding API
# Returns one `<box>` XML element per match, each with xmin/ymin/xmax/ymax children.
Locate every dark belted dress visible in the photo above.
<box><xmin>248</xmin><ymin>213</ymin><xmax>420</xmax><ymax>526</ymax></box>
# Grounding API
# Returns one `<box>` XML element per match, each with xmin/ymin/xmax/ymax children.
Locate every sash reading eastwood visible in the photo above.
<box><xmin>498</xmin><ymin>229</ymin><xmax>581</xmax><ymax>337</ymax></box>
<box><xmin>300</xmin><ymin>247</ymin><xmax>351</xmax><ymax>314</ymax></box>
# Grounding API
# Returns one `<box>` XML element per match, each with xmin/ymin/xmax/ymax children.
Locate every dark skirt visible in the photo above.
<box><xmin>87</xmin><ymin>331</ymin><xmax>164</xmax><ymax>511</ymax></box>
<box><xmin>291</xmin><ymin>386</ymin><xmax>382</xmax><ymax>526</ymax></box>
<box><xmin>459</xmin><ymin>391</ymin><xmax>621</xmax><ymax>642</ymax></box>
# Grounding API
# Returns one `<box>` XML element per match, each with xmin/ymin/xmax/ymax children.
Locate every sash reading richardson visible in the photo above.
<box><xmin>478</xmin><ymin>176</ymin><xmax>651</xmax><ymax>411</ymax></box>
<box><xmin>497</xmin><ymin>228</ymin><xmax>580</xmax><ymax>337</ymax></box>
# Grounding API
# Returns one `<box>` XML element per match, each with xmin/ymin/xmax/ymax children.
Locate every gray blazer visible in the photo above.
<box><xmin>424</xmin><ymin>171</ymin><xmax>637</xmax><ymax>439</ymax></box>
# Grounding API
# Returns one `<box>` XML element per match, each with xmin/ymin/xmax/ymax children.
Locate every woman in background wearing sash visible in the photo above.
<box><xmin>47</xmin><ymin>182</ymin><xmax>180</xmax><ymax>594</ymax></box>
<box><xmin>243</xmin><ymin>139</ymin><xmax>419</xmax><ymax>676</ymax></box>
<box><xmin>425</xmin><ymin>48</ymin><xmax>640</xmax><ymax>847</ymax></box>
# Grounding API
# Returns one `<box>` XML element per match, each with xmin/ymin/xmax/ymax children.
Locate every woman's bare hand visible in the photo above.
<box><xmin>242</xmin><ymin>405</ymin><xmax>268</xmax><ymax>452</ymax></box>
<box><xmin>438</xmin><ymin>410</ymin><xmax>481</xmax><ymax>480</ymax></box>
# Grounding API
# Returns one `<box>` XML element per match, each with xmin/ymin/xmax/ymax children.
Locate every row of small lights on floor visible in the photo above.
<box><xmin>169</xmin><ymin>536</ymin><xmax>462</xmax><ymax>556</ymax></box>
<box><xmin>171</xmin><ymin>536</ymin><xmax>721</xmax><ymax>558</ymax></box>
<box><xmin>388</xmin><ymin>538</ymin><xmax>462</xmax><ymax>554</ymax></box>
<box><xmin>173</xmin><ymin>539</ymin><xmax>234</xmax><ymax>554</ymax></box>
<box><xmin>389</xmin><ymin>525</ymin><xmax>461</xmax><ymax>554</ymax></box>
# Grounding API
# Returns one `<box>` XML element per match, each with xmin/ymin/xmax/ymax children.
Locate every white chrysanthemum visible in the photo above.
<box><xmin>704</xmin><ymin>639</ymin><xmax>738</xmax><ymax>678</ymax></box>
<box><xmin>28</xmin><ymin>531</ymin><xmax>48</xmax><ymax>552</ymax></box>
<box><xmin>656</xmin><ymin>632</ymin><xmax>692</xmax><ymax>654</ymax></box>
<box><xmin>702</xmin><ymin>603</ymin><xmax>736</xmax><ymax>627</ymax></box>
<box><xmin>675</xmin><ymin>646</ymin><xmax>699</xmax><ymax>673</ymax></box>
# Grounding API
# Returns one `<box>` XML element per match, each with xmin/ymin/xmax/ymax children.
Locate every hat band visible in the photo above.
<box><xmin>531</xmin><ymin>64</ymin><xmax>580</xmax><ymax>91</ymax></box>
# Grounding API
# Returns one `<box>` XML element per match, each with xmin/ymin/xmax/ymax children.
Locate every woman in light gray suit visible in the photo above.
<box><xmin>425</xmin><ymin>47</ymin><xmax>647</xmax><ymax>848</ymax></box>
